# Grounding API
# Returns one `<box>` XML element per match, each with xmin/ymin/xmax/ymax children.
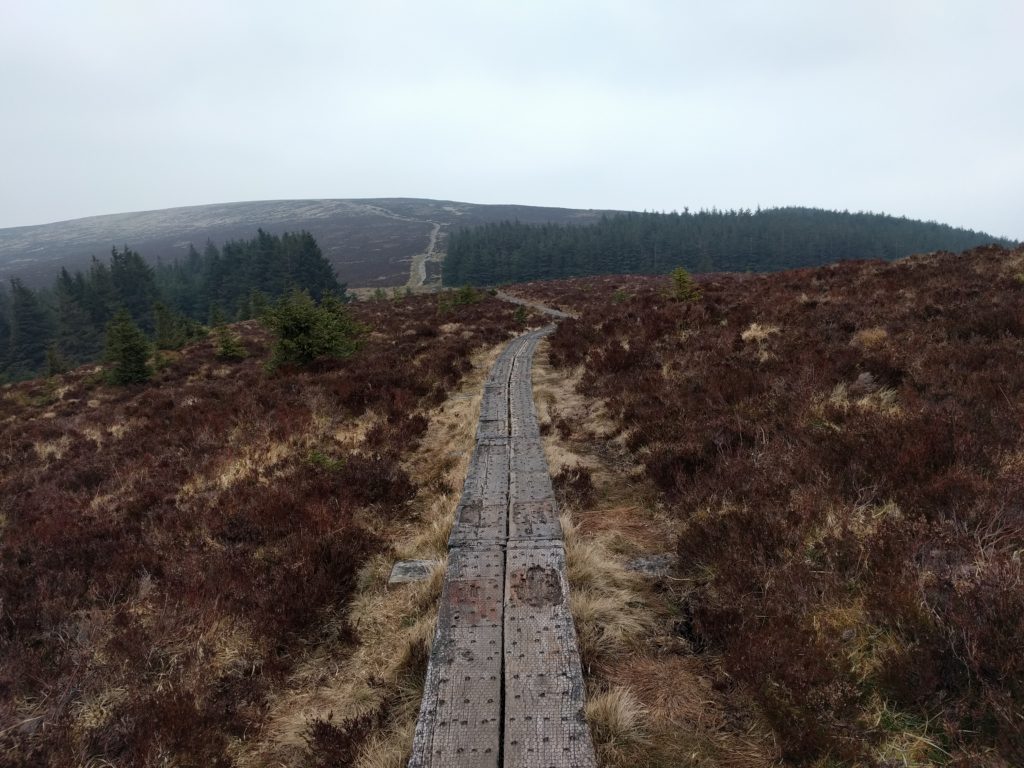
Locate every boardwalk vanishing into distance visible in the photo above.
<box><xmin>409</xmin><ymin>308</ymin><xmax>596</xmax><ymax>768</ymax></box>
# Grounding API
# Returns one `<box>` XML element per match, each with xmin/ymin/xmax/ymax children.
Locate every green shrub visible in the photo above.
<box><xmin>669</xmin><ymin>266</ymin><xmax>701</xmax><ymax>302</ymax></box>
<box><xmin>261</xmin><ymin>290</ymin><xmax>363</xmax><ymax>370</ymax></box>
<box><xmin>215</xmin><ymin>325</ymin><xmax>247</xmax><ymax>360</ymax></box>
<box><xmin>46</xmin><ymin>344</ymin><xmax>68</xmax><ymax>377</ymax></box>
<box><xmin>104</xmin><ymin>309</ymin><xmax>152</xmax><ymax>384</ymax></box>
<box><xmin>438</xmin><ymin>285</ymin><xmax>483</xmax><ymax>314</ymax></box>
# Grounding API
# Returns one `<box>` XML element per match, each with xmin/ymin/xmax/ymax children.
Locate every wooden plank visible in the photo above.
<box><xmin>508</xmin><ymin>500</ymin><xmax>562</xmax><ymax>541</ymax></box>
<box><xmin>408</xmin><ymin>624</ymin><xmax>503</xmax><ymax>768</ymax></box>
<box><xmin>410</xmin><ymin>549</ymin><xmax>504</xmax><ymax>768</ymax></box>
<box><xmin>448</xmin><ymin>501</ymin><xmax>507</xmax><ymax>547</ymax></box>
<box><xmin>504</xmin><ymin>544</ymin><xmax>597</xmax><ymax>768</ymax></box>
<box><xmin>459</xmin><ymin>441</ymin><xmax>509</xmax><ymax>508</ymax></box>
<box><xmin>510</xmin><ymin>470</ymin><xmax>556</xmax><ymax>503</ymax></box>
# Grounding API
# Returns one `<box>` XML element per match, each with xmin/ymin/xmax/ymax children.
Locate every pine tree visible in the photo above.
<box><xmin>261</xmin><ymin>290</ymin><xmax>363</xmax><ymax>370</ymax></box>
<box><xmin>110</xmin><ymin>246</ymin><xmax>158</xmax><ymax>329</ymax></box>
<box><xmin>214</xmin><ymin>324</ymin><xmax>247</xmax><ymax>360</ymax></box>
<box><xmin>46</xmin><ymin>343</ymin><xmax>68</xmax><ymax>377</ymax></box>
<box><xmin>5</xmin><ymin>279</ymin><xmax>55</xmax><ymax>379</ymax></box>
<box><xmin>104</xmin><ymin>309</ymin><xmax>152</xmax><ymax>384</ymax></box>
<box><xmin>55</xmin><ymin>267</ymin><xmax>103</xmax><ymax>363</ymax></box>
<box><xmin>670</xmin><ymin>266</ymin><xmax>701</xmax><ymax>302</ymax></box>
<box><xmin>153</xmin><ymin>302</ymin><xmax>186</xmax><ymax>350</ymax></box>
<box><xmin>0</xmin><ymin>284</ymin><xmax>11</xmax><ymax>377</ymax></box>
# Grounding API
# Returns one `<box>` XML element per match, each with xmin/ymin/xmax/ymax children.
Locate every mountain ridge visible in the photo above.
<box><xmin>0</xmin><ymin>198</ymin><xmax>615</xmax><ymax>288</ymax></box>
<box><xmin>2</xmin><ymin>198</ymin><xmax>1014</xmax><ymax>290</ymax></box>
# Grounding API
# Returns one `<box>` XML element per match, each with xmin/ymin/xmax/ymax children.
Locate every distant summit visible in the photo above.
<box><xmin>0</xmin><ymin>199</ymin><xmax>613</xmax><ymax>289</ymax></box>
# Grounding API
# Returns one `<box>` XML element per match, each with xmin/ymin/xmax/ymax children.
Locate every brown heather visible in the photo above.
<box><xmin>0</xmin><ymin>293</ymin><xmax>530</xmax><ymax>767</ymax></box>
<box><xmin>517</xmin><ymin>245</ymin><xmax>1024</xmax><ymax>766</ymax></box>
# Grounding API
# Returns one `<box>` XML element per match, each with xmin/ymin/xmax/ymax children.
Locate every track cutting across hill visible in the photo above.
<box><xmin>409</xmin><ymin>306</ymin><xmax>595</xmax><ymax>768</ymax></box>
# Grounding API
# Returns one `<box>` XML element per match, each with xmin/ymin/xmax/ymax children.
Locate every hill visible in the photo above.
<box><xmin>0</xmin><ymin>198</ymin><xmax>613</xmax><ymax>289</ymax></box>
<box><xmin>444</xmin><ymin>207</ymin><xmax>1016</xmax><ymax>285</ymax></box>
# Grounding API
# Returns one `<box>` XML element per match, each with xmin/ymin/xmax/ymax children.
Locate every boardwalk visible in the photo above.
<box><xmin>409</xmin><ymin>321</ymin><xmax>596</xmax><ymax>768</ymax></box>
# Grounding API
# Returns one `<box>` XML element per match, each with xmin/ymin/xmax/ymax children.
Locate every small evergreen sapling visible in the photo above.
<box><xmin>670</xmin><ymin>266</ymin><xmax>701</xmax><ymax>302</ymax></box>
<box><xmin>104</xmin><ymin>309</ymin><xmax>152</xmax><ymax>384</ymax></box>
<box><xmin>46</xmin><ymin>343</ymin><xmax>68</xmax><ymax>377</ymax></box>
<box><xmin>215</xmin><ymin>324</ymin><xmax>247</xmax><ymax>360</ymax></box>
<box><xmin>261</xmin><ymin>290</ymin><xmax>363</xmax><ymax>369</ymax></box>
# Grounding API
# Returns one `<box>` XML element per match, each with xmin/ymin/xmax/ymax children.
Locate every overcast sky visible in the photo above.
<box><xmin>2</xmin><ymin>1</ymin><xmax>1021</xmax><ymax>238</ymax></box>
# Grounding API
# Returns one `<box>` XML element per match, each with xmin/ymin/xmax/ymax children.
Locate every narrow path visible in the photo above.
<box><xmin>494</xmin><ymin>291</ymin><xmax>575</xmax><ymax>320</ymax></box>
<box><xmin>407</xmin><ymin>222</ymin><xmax>442</xmax><ymax>290</ymax></box>
<box><xmin>341</xmin><ymin>201</ymin><xmax>443</xmax><ymax>291</ymax></box>
<box><xmin>409</xmin><ymin>309</ymin><xmax>596</xmax><ymax>767</ymax></box>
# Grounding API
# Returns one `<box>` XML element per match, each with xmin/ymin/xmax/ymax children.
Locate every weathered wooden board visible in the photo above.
<box><xmin>508</xmin><ymin>500</ymin><xmax>562</xmax><ymax>541</ymax></box>
<box><xmin>510</xmin><ymin>470</ymin><xmax>556</xmax><ymax>504</ymax></box>
<box><xmin>459</xmin><ymin>441</ymin><xmax>510</xmax><ymax>508</ymax></box>
<box><xmin>448</xmin><ymin>501</ymin><xmax>508</xmax><ymax>547</ymax></box>
<box><xmin>504</xmin><ymin>544</ymin><xmax>596</xmax><ymax>768</ymax></box>
<box><xmin>410</xmin><ymin>551</ymin><xmax>504</xmax><ymax>768</ymax></box>
<box><xmin>408</xmin><ymin>623</ymin><xmax>503</xmax><ymax>768</ymax></box>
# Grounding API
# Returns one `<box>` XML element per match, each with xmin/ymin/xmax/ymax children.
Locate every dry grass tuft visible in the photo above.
<box><xmin>33</xmin><ymin>434</ymin><xmax>71</xmax><ymax>461</ymax></box>
<box><xmin>740</xmin><ymin>322</ymin><xmax>780</xmax><ymax>344</ymax></box>
<box><xmin>562</xmin><ymin>513</ymin><xmax>654</xmax><ymax>671</ymax></box>
<box><xmin>826</xmin><ymin>380</ymin><xmax>900</xmax><ymax>416</ymax></box>
<box><xmin>740</xmin><ymin>322</ymin><xmax>780</xmax><ymax>361</ymax></box>
<box><xmin>851</xmin><ymin>326</ymin><xmax>889</xmax><ymax>349</ymax></box>
<box><xmin>586</xmin><ymin>687</ymin><xmax>649</xmax><ymax>764</ymax></box>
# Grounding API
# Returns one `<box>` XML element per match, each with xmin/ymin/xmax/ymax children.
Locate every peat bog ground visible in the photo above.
<box><xmin>516</xmin><ymin>244</ymin><xmax>1024</xmax><ymax>766</ymax></box>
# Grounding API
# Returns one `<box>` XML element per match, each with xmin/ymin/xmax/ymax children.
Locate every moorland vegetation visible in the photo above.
<box><xmin>516</xmin><ymin>244</ymin><xmax>1024</xmax><ymax>765</ymax></box>
<box><xmin>0</xmin><ymin>287</ymin><xmax>529</xmax><ymax>766</ymax></box>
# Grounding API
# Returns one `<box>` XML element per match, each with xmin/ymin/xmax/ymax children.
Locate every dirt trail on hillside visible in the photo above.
<box><xmin>345</xmin><ymin>202</ymin><xmax>443</xmax><ymax>290</ymax></box>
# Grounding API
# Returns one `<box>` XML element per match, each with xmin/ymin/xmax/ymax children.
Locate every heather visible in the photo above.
<box><xmin>517</xmin><ymin>245</ymin><xmax>1024</xmax><ymax>765</ymax></box>
<box><xmin>0</xmin><ymin>291</ymin><xmax>526</xmax><ymax>766</ymax></box>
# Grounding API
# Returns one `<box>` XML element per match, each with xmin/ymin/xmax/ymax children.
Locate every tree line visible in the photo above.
<box><xmin>0</xmin><ymin>230</ymin><xmax>345</xmax><ymax>381</ymax></box>
<box><xmin>443</xmin><ymin>206</ymin><xmax>1015</xmax><ymax>285</ymax></box>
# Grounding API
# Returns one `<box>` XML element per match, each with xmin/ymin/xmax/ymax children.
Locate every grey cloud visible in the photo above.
<box><xmin>1</xmin><ymin>0</ymin><xmax>1021</xmax><ymax>239</ymax></box>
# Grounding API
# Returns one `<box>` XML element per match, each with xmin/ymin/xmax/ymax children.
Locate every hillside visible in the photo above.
<box><xmin>445</xmin><ymin>207</ymin><xmax>1015</xmax><ymax>285</ymax></box>
<box><xmin>510</xmin><ymin>244</ymin><xmax>1024</xmax><ymax>765</ymax></box>
<box><xmin>3</xmin><ymin>246</ymin><xmax>1023</xmax><ymax>766</ymax></box>
<box><xmin>0</xmin><ymin>199</ymin><xmax>613</xmax><ymax>289</ymax></box>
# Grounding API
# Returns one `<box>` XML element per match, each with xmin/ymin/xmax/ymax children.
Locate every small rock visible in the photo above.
<box><xmin>625</xmin><ymin>554</ymin><xmax>674</xmax><ymax>577</ymax></box>
<box><xmin>18</xmin><ymin>716</ymin><xmax>44</xmax><ymax>735</ymax></box>
<box><xmin>389</xmin><ymin>559</ymin><xmax>435</xmax><ymax>585</ymax></box>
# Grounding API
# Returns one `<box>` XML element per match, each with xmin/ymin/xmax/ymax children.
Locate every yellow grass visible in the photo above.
<box><xmin>586</xmin><ymin>687</ymin><xmax>650</xmax><ymax>764</ymax></box>
<box><xmin>851</xmin><ymin>326</ymin><xmax>889</xmax><ymax>349</ymax></box>
<box><xmin>33</xmin><ymin>434</ymin><xmax>71</xmax><ymax>461</ymax></box>
<box><xmin>740</xmin><ymin>322</ymin><xmax>780</xmax><ymax>345</ymax></box>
